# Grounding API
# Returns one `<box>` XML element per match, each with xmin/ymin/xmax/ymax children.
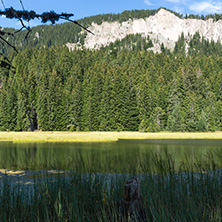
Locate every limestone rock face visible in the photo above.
<box><xmin>68</xmin><ymin>9</ymin><xmax>222</xmax><ymax>52</ymax></box>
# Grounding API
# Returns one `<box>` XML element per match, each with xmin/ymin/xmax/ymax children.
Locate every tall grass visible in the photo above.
<box><xmin>1</xmin><ymin>151</ymin><xmax>222</xmax><ymax>221</ymax></box>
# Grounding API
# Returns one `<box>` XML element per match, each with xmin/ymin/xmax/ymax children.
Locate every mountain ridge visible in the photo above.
<box><xmin>1</xmin><ymin>8</ymin><xmax>222</xmax><ymax>54</ymax></box>
<box><xmin>67</xmin><ymin>8</ymin><xmax>222</xmax><ymax>53</ymax></box>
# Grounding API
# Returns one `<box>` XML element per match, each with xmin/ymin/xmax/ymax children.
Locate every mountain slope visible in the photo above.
<box><xmin>71</xmin><ymin>9</ymin><xmax>222</xmax><ymax>52</ymax></box>
<box><xmin>1</xmin><ymin>8</ymin><xmax>222</xmax><ymax>54</ymax></box>
<box><xmin>0</xmin><ymin>8</ymin><xmax>157</xmax><ymax>54</ymax></box>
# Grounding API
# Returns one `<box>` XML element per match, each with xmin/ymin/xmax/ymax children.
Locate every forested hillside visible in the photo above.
<box><xmin>0</xmin><ymin>9</ymin><xmax>158</xmax><ymax>54</ymax></box>
<box><xmin>0</xmin><ymin>8</ymin><xmax>222</xmax><ymax>132</ymax></box>
<box><xmin>0</xmin><ymin>41</ymin><xmax>221</xmax><ymax>131</ymax></box>
<box><xmin>1</xmin><ymin>7</ymin><xmax>222</xmax><ymax>54</ymax></box>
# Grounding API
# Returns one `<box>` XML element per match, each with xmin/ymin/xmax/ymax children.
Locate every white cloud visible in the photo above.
<box><xmin>189</xmin><ymin>1</ymin><xmax>222</xmax><ymax>14</ymax></box>
<box><xmin>165</xmin><ymin>0</ymin><xmax>183</xmax><ymax>3</ymax></box>
<box><xmin>164</xmin><ymin>0</ymin><xmax>188</xmax><ymax>7</ymax></box>
<box><xmin>174</xmin><ymin>6</ymin><xmax>184</xmax><ymax>14</ymax></box>
<box><xmin>144</xmin><ymin>0</ymin><xmax>153</xmax><ymax>6</ymax></box>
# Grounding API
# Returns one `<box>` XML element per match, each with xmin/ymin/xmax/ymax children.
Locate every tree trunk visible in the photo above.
<box><xmin>119</xmin><ymin>177</ymin><xmax>147</xmax><ymax>222</ymax></box>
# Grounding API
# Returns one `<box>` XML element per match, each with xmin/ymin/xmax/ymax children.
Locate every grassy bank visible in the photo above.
<box><xmin>0</xmin><ymin>131</ymin><xmax>222</xmax><ymax>143</ymax></box>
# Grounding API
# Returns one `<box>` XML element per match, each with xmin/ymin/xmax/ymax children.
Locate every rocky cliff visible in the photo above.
<box><xmin>67</xmin><ymin>9</ymin><xmax>222</xmax><ymax>52</ymax></box>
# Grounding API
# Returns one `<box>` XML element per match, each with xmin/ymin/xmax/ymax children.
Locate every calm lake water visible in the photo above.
<box><xmin>0</xmin><ymin>139</ymin><xmax>222</xmax><ymax>173</ymax></box>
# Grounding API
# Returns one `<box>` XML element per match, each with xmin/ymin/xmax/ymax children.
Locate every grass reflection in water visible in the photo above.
<box><xmin>0</xmin><ymin>140</ymin><xmax>222</xmax><ymax>173</ymax></box>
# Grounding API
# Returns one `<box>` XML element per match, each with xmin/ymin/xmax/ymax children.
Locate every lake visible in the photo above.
<box><xmin>0</xmin><ymin>139</ymin><xmax>222</xmax><ymax>173</ymax></box>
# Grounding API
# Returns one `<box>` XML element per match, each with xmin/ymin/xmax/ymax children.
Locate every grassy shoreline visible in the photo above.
<box><xmin>0</xmin><ymin>131</ymin><xmax>222</xmax><ymax>143</ymax></box>
<box><xmin>1</xmin><ymin>167</ymin><xmax>222</xmax><ymax>221</ymax></box>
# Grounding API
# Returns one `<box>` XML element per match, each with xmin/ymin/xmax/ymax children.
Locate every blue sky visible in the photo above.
<box><xmin>1</xmin><ymin>0</ymin><xmax>222</xmax><ymax>28</ymax></box>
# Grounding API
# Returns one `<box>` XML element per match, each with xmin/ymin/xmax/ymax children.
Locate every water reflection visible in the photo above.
<box><xmin>0</xmin><ymin>140</ymin><xmax>222</xmax><ymax>173</ymax></box>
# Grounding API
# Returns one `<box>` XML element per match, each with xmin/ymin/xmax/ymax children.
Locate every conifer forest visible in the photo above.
<box><xmin>0</xmin><ymin>9</ymin><xmax>222</xmax><ymax>132</ymax></box>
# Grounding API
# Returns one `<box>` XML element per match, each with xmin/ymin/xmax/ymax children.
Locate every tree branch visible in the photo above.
<box><xmin>0</xmin><ymin>7</ymin><xmax>94</xmax><ymax>71</ymax></box>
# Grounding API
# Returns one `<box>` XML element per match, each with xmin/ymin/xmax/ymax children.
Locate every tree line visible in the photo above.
<box><xmin>0</xmin><ymin>38</ymin><xmax>221</xmax><ymax>131</ymax></box>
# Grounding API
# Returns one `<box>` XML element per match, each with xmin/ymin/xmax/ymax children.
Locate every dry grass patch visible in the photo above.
<box><xmin>0</xmin><ymin>131</ymin><xmax>222</xmax><ymax>143</ymax></box>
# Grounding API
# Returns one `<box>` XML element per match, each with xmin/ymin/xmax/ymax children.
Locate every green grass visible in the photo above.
<box><xmin>1</xmin><ymin>151</ymin><xmax>222</xmax><ymax>221</ymax></box>
<box><xmin>0</xmin><ymin>131</ymin><xmax>222</xmax><ymax>143</ymax></box>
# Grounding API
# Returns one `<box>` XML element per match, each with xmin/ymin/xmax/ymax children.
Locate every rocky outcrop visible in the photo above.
<box><xmin>67</xmin><ymin>9</ymin><xmax>222</xmax><ymax>52</ymax></box>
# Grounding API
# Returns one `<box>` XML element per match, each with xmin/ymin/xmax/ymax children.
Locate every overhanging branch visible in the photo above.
<box><xmin>0</xmin><ymin>7</ymin><xmax>94</xmax><ymax>71</ymax></box>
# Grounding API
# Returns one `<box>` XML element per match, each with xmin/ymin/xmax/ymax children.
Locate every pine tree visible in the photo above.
<box><xmin>198</xmin><ymin>110</ymin><xmax>208</xmax><ymax>132</ymax></box>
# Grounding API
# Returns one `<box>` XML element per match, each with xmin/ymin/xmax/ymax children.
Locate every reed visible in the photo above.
<box><xmin>1</xmin><ymin>151</ymin><xmax>222</xmax><ymax>221</ymax></box>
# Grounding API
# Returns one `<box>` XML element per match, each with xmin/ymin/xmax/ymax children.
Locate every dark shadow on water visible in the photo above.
<box><xmin>118</xmin><ymin>139</ymin><xmax>222</xmax><ymax>146</ymax></box>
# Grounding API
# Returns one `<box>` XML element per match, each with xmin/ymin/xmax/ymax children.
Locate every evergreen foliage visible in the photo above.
<box><xmin>0</xmin><ymin>42</ymin><xmax>221</xmax><ymax>132</ymax></box>
<box><xmin>1</xmin><ymin>8</ymin><xmax>222</xmax><ymax>132</ymax></box>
